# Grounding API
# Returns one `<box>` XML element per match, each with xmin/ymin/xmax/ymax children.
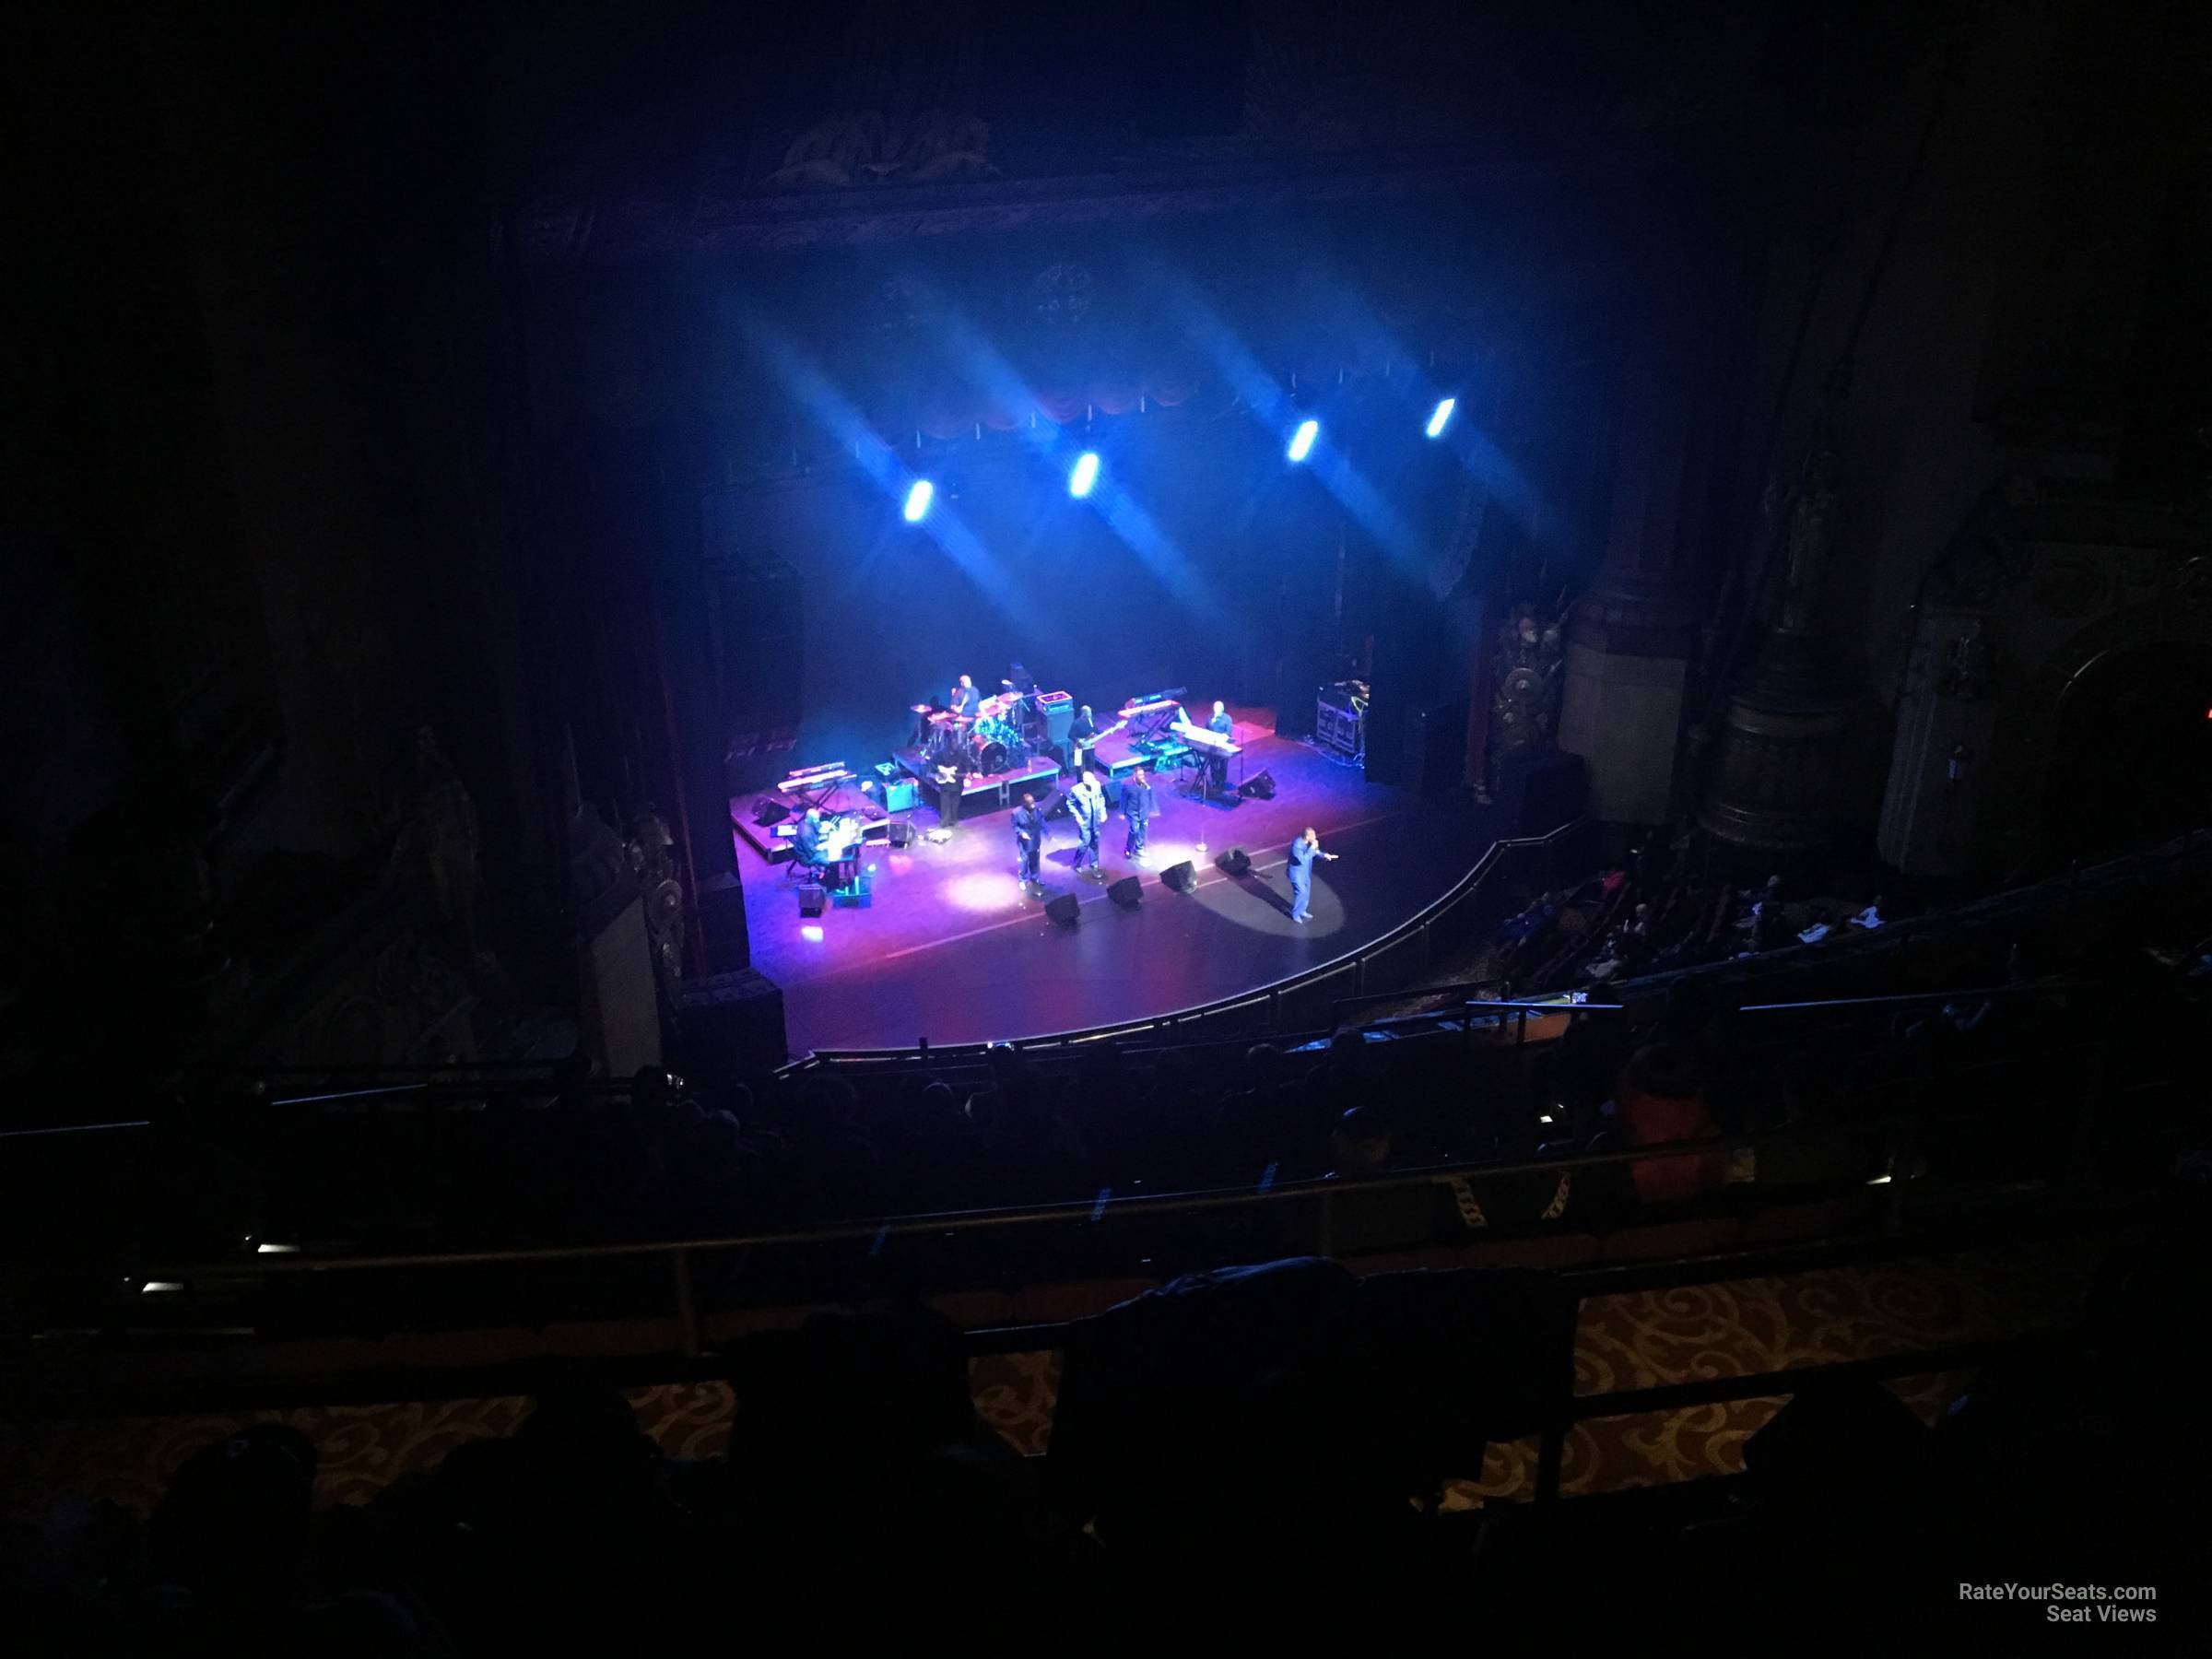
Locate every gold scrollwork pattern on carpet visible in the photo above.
<box><xmin>0</xmin><ymin>1241</ymin><xmax>2100</xmax><ymax>1518</ymax></box>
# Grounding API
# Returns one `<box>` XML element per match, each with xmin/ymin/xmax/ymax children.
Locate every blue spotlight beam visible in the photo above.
<box><xmin>735</xmin><ymin>313</ymin><xmax>1028</xmax><ymax>628</ymax></box>
<box><xmin>929</xmin><ymin>295</ymin><xmax>1227</xmax><ymax>624</ymax></box>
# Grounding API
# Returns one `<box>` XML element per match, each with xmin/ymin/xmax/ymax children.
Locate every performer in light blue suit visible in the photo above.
<box><xmin>1286</xmin><ymin>826</ymin><xmax>1338</xmax><ymax>924</ymax></box>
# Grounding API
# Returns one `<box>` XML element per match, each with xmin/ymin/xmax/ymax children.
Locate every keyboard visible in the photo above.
<box><xmin>1172</xmin><ymin>723</ymin><xmax>1242</xmax><ymax>757</ymax></box>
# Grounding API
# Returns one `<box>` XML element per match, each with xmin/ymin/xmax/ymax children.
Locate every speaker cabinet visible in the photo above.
<box><xmin>796</xmin><ymin>884</ymin><xmax>828</xmax><ymax>917</ymax></box>
<box><xmin>1108</xmin><ymin>875</ymin><xmax>1144</xmax><ymax>910</ymax></box>
<box><xmin>1159</xmin><ymin>860</ymin><xmax>1198</xmax><ymax>893</ymax></box>
<box><xmin>1215</xmin><ymin>847</ymin><xmax>1253</xmax><ymax>878</ymax></box>
<box><xmin>673</xmin><ymin>968</ymin><xmax>787</xmax><ymax>1072</ymax></box>
<box><xmin>1044</xmin><ymin>893</ymin><xmax>1082</xmax><ymax>926</ymax></box>
<box><xmin>887</xmin><ymin>821</ymin><xmax>914</xmax><ymax>848</ymax></box>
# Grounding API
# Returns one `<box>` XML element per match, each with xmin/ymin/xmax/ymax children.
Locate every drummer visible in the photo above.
<box><xmin>951</xmin><ymin>675</ymin><xmax>982</xmax><ymax>719</ymax></box>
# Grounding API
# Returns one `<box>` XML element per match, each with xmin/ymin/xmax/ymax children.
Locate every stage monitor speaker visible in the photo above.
<box><xmin>796</xmin><ymin>884</ymin><xmax>827</xmax><ymax>917</ymax></box>
<box><xmin>1159</xmin><ymin>860</ymin><xmax>1198</xmax><ymax>893</ymax></box>
<box><xmin>1041</xmin><ymin>790</ymin><xmax>1069</xmax><ymax>818</ymax></box>
<box><xmin>1237</xmin><ymin>771</ymin><xmax>1277</xmax><ymax>801</ymax></box>
<box><xmin>1215</xmin><ymin>847</ymin><xmax>1253</xmax><ymax>878</ymax></box>
<box><xmin>1044</xmin><ymin>893</ymin><xmax>1082</xmax><ymax>926</ymax></box>
<box><xmin>753</xmin><ymin>799</ymin><xmax>790</xmax><ymax>828</ymax></box>
<box><xmin>888</xmin><ymin>821</ymin><xmax>913</xmax><ymax>848</ymax></box>
<box><xmin>1108</xmin><ymin>875</ymin><xmax>1144</xmax><ymax>911</ymax></box>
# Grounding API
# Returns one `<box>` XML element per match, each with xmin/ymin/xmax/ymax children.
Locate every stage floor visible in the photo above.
<box><xmin>739</xmin><ymin>727</ymin><xmax>1496</xmax><ymax>1056</ymax></box>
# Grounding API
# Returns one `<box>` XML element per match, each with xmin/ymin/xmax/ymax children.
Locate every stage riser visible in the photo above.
<box><xmin>733</xmin><ymin>791</ymin><xmax>892</xmax><ymax>864</ymax></box>
<box><xmin>892</xmin><ymin>749</ymin><xmax>1063</xmax><ymax>819</ymax></box>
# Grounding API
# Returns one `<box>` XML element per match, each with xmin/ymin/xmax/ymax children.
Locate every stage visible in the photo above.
<box><xmin>736</xmin><ymin>719</ymin><xmax>1498</xmax><ymax>1056</ymax></box>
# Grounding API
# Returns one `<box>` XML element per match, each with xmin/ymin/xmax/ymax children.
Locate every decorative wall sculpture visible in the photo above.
<box><xmin>1479</xmin><ymin>605</ymin><xmax>1564</xmax><ymax>800</ymax></box>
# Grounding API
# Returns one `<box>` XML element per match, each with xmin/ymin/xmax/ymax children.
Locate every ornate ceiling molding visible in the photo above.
<box><xmin>507</xmin><ymin>145</ymin><xmax>1646</xmax><ymax>265</ymax></box>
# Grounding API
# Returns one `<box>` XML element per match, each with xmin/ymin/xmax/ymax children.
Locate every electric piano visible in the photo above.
<box><xmin>1170</xmin><ymin>719</ymin><xmax>1244</xmax><ymax>798</ymax></box>
<box><xmin>775</xmin><ymin>813</ymin><xmax>868</xmax><ymax>886</ymax></box>
<box><xmin>1171</xmin><ymin>722</ymin><xmax>1242</xmax><ymax>759</ymax></box>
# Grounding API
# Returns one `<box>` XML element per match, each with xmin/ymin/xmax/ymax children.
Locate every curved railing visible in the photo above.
<box><xmin>775</xmin><ymin>816</ymin><xmax>1598</xmax><ymax>1074</ymax></box>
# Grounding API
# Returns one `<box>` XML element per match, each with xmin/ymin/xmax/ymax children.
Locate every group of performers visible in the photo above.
<box><xmin>790</xmin><ymin>659</ymin><xmax>1337</xmax><ymax>917</ymax></box>
<box><xmin>1009</xmin><ymin>762</ymin><xmax>1159</xmax><ymax>893</ymax></box>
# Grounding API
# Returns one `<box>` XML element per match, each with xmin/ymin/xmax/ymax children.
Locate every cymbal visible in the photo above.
<box><xmin>910</xmin><ymin>703</ymin><xmax>933</xmax><ymax>713</ymax></box>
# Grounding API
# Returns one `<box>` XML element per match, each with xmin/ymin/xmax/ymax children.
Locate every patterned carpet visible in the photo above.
<box><xmin>0</xmin><ymin>1239</ymin><xmax>2098</xmax><ymax>1519</ymax></box>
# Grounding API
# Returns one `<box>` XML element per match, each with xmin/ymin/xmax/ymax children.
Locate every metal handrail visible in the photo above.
<box><xmin>1331</xmin><ymin>975</ymin><xmax>1511</xmax><ymax>1018</ymax></box>
<box><xmin>112</xmin><ymin>1063</ymin><xmax>2191</xmax><ymax>1285</ymax></box>
<box><xmin>121</xmin><ymin>1131</ymin><xmax>1762</xmax><ymax>1277</ymax></box>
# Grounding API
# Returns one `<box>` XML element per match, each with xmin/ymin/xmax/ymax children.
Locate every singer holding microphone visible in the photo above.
<box><xmin>1287</xmin><ymin>826</ymin><xmax>1339</xmax><ymax>924</ymax></box>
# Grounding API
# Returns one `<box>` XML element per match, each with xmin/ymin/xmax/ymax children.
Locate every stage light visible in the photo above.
<box><xmin>141</xmin><ymin>1281</ymin><xmax>183</xmax><ymax>1295</ymax></box>
<box><xmin>1068</xmin><ymin>451</ymin><xmax>1100</xmax><ymax>498</ymax></box>
<box><xmin>1287</xmin><ymin>418</ymin><xmax>1319</xmax><ymax>463</ymax></box>
<box><xmin>1426</xmin><ymin>396</ymin><xmax>1456</xmax><ymax>438</ymax></box>
<box><xmin>801</xmin><ymin>924</ymin><xmax>825</xmax><ymax>943</ymax></box>
<box><xmin>902</xmin><ymin>479</ymin><xmax>935</xmax><ymax>522</ymax></box>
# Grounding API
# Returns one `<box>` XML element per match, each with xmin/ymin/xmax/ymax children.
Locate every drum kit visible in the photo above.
<box><xmin>911</xmin><ymin>691</ymin><xmax>1038</xmax><ymax>779</ymax></box>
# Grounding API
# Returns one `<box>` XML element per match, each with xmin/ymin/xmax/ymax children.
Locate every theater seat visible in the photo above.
<box><xmin>1455</xmin><ymin>1232</ymin><xmax>1601</xmax><ymax>1270</ymax></box>
<box><xmin>1596</xmin><ymin>1218</ymin><xmax>1743</xmax><ymax>1262</ymax></box>
<box><xmin>703</xmin><ymin>1304</ymin><xmax>818</xmax><ymax>1341</ymax></box>
<box><xmin>923</xmin><ymin>1288</ymin><xmax>1018</xmax><ymax>1328</ymax></box>
<box><xmin>1743</xmin><ymin>1192</ymin><xmax>1882</xmax><ymax>1245</ymax></box>
<box><xmin>1006</xmin><ymin>1277</ymin><xmax>1159</xmax><ymax>1325</ymax></box>
<box><xmin>1342</xmin><ymin>1248</ymin><xmax>1462</xmax><ymax>1277</ymax></box>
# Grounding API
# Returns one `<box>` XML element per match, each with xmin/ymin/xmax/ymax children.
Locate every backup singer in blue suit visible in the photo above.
<box><xmin>1068</xmin><ymin>771</ymin><xmax>1108</xmax><ymax>879</ymax></box>
<box><xmin>1121</xmin><ymin>767</ymin><xmax>1155</xmax><ymax>859</ymax></box>
<box><xmin>1011</xmin><ymin>791</ymin><xmax>1044</xmax><ymax>888</ymax></box>
<box><xmin>1287</xmin><ymin>826</ymin><xmax>1338</xmax><ymax>924</ymax></box>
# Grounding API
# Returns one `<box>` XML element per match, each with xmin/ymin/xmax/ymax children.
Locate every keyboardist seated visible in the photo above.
<box><xmin>1171</xmin><ymin>700</ymin><xmax>1241</xmax><ymax>793</ymax></box>
<box><xmin>793</xmin><ymin>806</ymin><xmax>831</xmax><ymax>876</ymax></box>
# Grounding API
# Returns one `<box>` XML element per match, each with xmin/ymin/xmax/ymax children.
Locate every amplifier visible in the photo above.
<box><xmin>1039</xmin><ymin>688</ymin><xmax>1074</xmax><ymax>747</ymax></box>
<box><xmin>1316</xmin><ymin>690</ymin><xmax>1365</xmax><ymax>759</ymax></box>
<box><xmin>882</xmin><ymin>778</ymin><xmax>920</xmax><ymax>813</ymax></box>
